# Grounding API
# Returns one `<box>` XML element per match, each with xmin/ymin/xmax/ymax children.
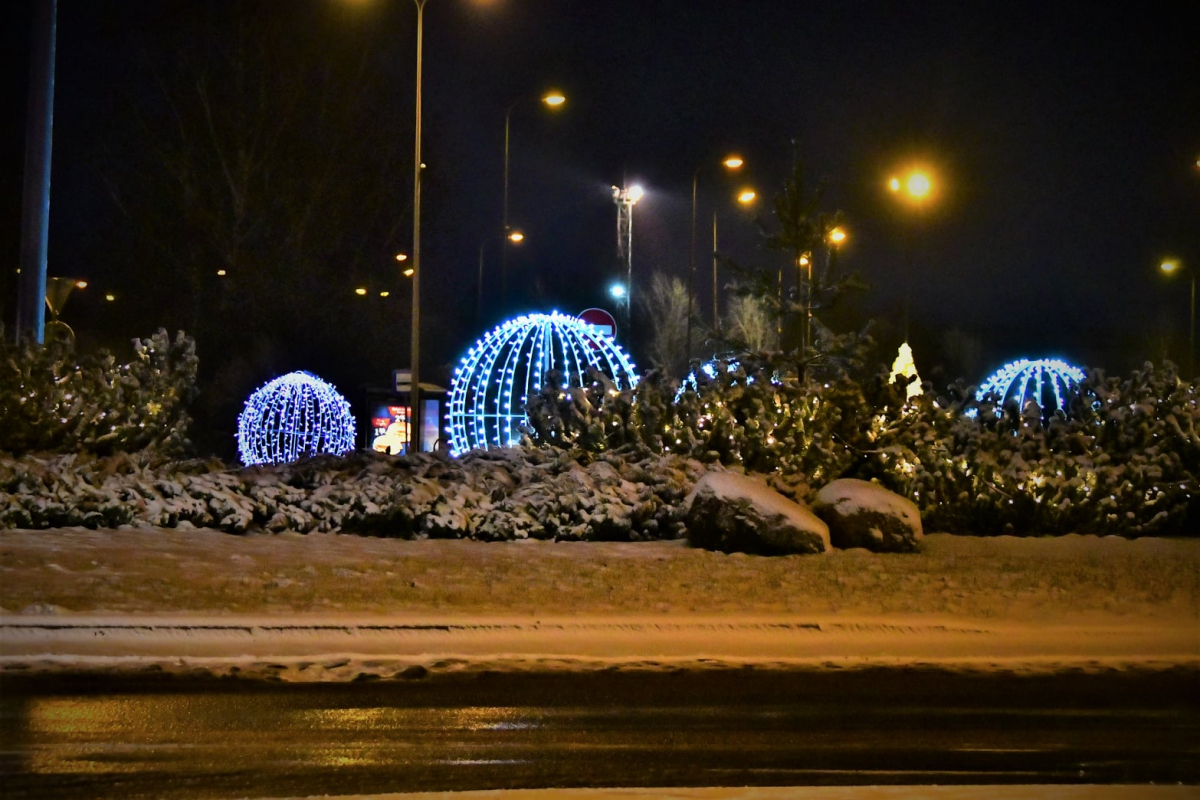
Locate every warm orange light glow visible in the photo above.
<box><xmin>380</xmin><ymin>291</ymin><xmax>390</xmax><ymax>297</ymax></box>
<box><xmin>542</xmin><ymin>91</ymin><xmax>566</xmax><ymax>107</ymax></box>
<box><xmin>403</xmin><ymin>267</ymin><xmax>414</xmax><ymax>277</ymax></box>
<box><xmin>907</xmin><ymin>172</ymin><xmax>932</xmax><ymax>197</ymax></box>
<box><xmin>723</xmin><ymin>155</ymin><xmax>744</xmax><ymax>169</ymax></box>
<box><xmin>737</xmin><ymin>189</ymin><xmax>756</xmax><ymax>204</ymax></box>
<box><xmin>798</xmin><ymin>253</ymin><xmax>811</xmax><ymax>267</ymax></box>
<box><xmin>74</xmin><ymin>280</ymin><xmax>88</xmax><ymax>289</ymax></box>
<box><xmin>105</xmin><ymin>293</ymin><xmax>115</xmax><ymax>302</ymax></box>
<box><xmin>889</xmin><ymin>169</ymin><xmax>935</xmax><ymax>203</ymax></box>
<box><xmin>1161</xmin><ymin>258</ymin><xmax>1182</xmax><ymax>275</ymax></box>
<box><xmin>508</xmin><ymin>230</ymin><xmax>525</xmax><ymax>243</ymax></box>
<box><xmin>355</xmin><ymin>287</ymin><xmax>367</xmax><ymax>295</ymax></box>
<box><xmin>395</xmin><ymin>253</ymin><xmax>408</xmax><ymax>262</ymax></box>
<box><xmin>829</xmin><ymin>226</ymin><xmax>847</xmax><ymax>244</ymax></box>
<box><xmin>216</xmin><ymin>270</ymin><xmax>227</xmax><ymax>277</ymax></box>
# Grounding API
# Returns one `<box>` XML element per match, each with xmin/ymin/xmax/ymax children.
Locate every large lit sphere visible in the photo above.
<box><xmin>976</xmin><ymin>358</ymin><xmax>1086</xmax><ymax>412</ymax></box>
<box><xmin>448</xmin><ymin>312</ymin><xmax>638</xmax><ymax>455</ymax></box>
<box><xmin>237</xmin><ymin>371</ymin><xmax>356</xmax><ymax>465</ymax></box>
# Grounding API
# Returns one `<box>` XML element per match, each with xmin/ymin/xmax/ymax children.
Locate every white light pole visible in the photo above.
<box><xmin>612</xmin><ymin>184</ymin><xmax>643</xmax><ymax>339</ymax></box>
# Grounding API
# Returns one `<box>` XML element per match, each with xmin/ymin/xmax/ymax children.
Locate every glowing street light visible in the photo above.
<box><xmin>710</xmin><ymin>185</ymin><xmax>758</xmax><ymax>328</ymax></box>
<box><xmin>478</xmin><ymin>230</ymin><xmax>525</xmax><ymax>327</ymax></box>
<box><xmin>1160</xmin><ymin>257</ymin><xmax>1195</xmax><ymax>377</ymax></box>
<box><xmin>689</xmin><ymin>153</ymin><xmax>745</xmax><ymax>354</ymax></box>
<box><xmin>888</xmin><ymin>166</ymin><xmax>938</xmax><ymax>340</ymax></box>
<box><xmin>609</xmin><ymin>283</ymin><xmax>627</xmax><ymax>300</ymax></box>
<box><xmin>501</xmin><ymin>89</ymin><xmax>566</xmax><ymax>306</ymax></box>
<box><xmin>612</xmin><ymin>184</ymin><xmax>643</xmax><ymax>337</ymax></box>
<box><xmin>355</xmin><ymin>287</ymin><xmax>368</xmax><ymax>296</ymax></box>
<box><xmin>394</xmin><ymin>252</ymin><xmax>408</xmax><ymax>262</ymax></box>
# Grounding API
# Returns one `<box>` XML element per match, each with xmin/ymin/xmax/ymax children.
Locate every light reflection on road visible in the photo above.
<box><xmin>3</xmin><ymin>668</ymin><xmax>1197</xmax><ymax>799</ymax></box>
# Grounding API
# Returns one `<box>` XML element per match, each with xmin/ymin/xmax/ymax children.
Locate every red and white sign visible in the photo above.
<box><xmin>577</xmin><ymin>307</ymin><xmax>617</xmax><ymax>339</ymax></box>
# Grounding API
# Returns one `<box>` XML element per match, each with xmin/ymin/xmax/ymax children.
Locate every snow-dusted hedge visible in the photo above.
<box><xmin>524</xmin><ymin>358</ymin><xmax>1199</xmax><ymax>537</ymax></box>
<box><xmin>0</xmin><ymin>447</ymin><xmax>707</xmax><ymax>540</ymax></box>
<box><xmin>0</xmin><ymin>328</ymin><xmax>197</xmax><ymax>457</ymax></box>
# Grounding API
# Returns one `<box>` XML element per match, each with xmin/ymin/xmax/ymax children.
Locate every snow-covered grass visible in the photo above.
<box><xmin>2</xmin><ymin>527</ymin><xmax>1196</xmax><ymax>622</ymax></box>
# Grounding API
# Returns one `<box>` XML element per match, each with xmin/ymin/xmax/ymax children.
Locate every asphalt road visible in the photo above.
<box><xmin>2</xmin><ymin>667</ymin><xmax>1198</xmax><ymax>799</ymax></box>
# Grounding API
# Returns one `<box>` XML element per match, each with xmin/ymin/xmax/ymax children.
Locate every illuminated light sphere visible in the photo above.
<box><xmin>976</xmin><ymin>358</ymin><xmax>1086</xmax><ymax>412</ymax></box>
<box><xmin>237</xmin><ymin>371</ymin><xmax>356</xmax><ymax>466</ymax></box>
<box><xmin>448</xmin><ymin>312</ymin><xmax>639</xmax><ymax>455</ymax></box>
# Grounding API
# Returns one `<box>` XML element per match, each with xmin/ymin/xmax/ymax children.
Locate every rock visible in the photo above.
<box><xmin>684</xmin><ymin>471</ymin><xmax>829</xmax><ymax>555</ymax></box>
<box><xmin>812</xmin><ymin>478</ymin><xmax>922</xmax><ymax>553</ymax></box>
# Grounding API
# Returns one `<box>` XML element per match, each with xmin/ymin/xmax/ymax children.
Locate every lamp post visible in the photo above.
<box><xmin>478</xmin><ymin>230</ymin><xmax>523</xmax><ymax>328</ymax></box>
<box><xmin>711</xmin><ymin>188</ymin><xmax>757</xmax><ymax>330</ymax></box>
<box><xmin>612</xmin><ymin>184</ymin><xmax>643</xmax><ymax>338</ymax></box>
<box><xmin>1161</xmin><ymin>258</ymin><xmax>1195</xmax><ymax>377</ymax></box>
<box><xmin>888</xmin><ymin>169</ymin><xmax>934</xmax><ymax>343</ymax></box>
<box><xmin>501</xmin><ymin>91</ymin><xmax>565</xmax><ymax>307</ymax></box>
<box><xmin>406</xmin><ymin>0</ymin><xmax>427</xmax><ymax>454</ymax></box>
<box><xmin>688</xmin><ymin>155</ymin><xmax>743</xmax><ymax>357</ymax></box>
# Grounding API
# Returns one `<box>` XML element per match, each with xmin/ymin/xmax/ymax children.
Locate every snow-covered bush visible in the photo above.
<box><xmin>0</xmin><ymin>327</ymin><xmax>198</xmax><ymax>457</ymax></box>
<box><xmin>0</xmin><ymin>447</ymin><xmax>706</xmax><ymax>540</ymax></box>
<box><xmin>524</xmin><ymin>349</ymin><xmax>1198</xmax><ymax>537</ymax></box>
<box><xmin>865</xmin><ymin>363</ymin><xmax>1199</xmax><ymax>536</ymax></box>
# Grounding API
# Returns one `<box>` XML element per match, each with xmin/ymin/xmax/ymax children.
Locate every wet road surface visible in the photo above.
<box><xmin>2</xmin><ymin>667</ymin><xmax>1198</xmax><ymax>798</ymax></box>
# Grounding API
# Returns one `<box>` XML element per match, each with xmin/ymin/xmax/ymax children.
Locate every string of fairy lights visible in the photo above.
<box><xmin>447</xmin><ymin>312</ymin><xmax>639</xmax><ymax>455</ymax></box>
<box><xmin>236</xmin><ymin>371</ymin><xmax>356</xmax><ymax>466</ymax></box>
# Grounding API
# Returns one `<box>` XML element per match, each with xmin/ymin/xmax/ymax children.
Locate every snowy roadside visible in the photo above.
<box><xmin>2</xmin><ymin>527</ymin><xmax>1198</xmax><ymax>679</ymax></box>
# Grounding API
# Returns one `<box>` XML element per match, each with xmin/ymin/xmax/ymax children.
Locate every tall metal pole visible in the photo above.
<box><xmin>1190</xmin><ymin>273</ymin><xmax>1196</xmax><ymax>379</ymax></box>
<box><xmin>686</xmin><ymin>170</ymin><xmax>699</xmax><ymax>359</ymax></box>
<box><xmin>501</xmin><ymin>103</ymin><xmax>514</xmax><ymax>308</ymax></box>
<box><xmin>711</xmin><ymin>211</ymin><xmax>719</xmax><ymax>329</ymax></box>
<box><xmin>409</xmin><ymin>0</ymin><xmax>426</xmax><ymax>454</ymax></box>
<box><xmin>16</xmin><ymin>0</ymin><xmax>56</xmax><ymax>345</ymax></box>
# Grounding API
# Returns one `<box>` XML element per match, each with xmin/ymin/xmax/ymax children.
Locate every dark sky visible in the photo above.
<box><xmin>5</xmin><ymin>0</ymin><xmax>1199</xmax><ymax>393</ymax></box>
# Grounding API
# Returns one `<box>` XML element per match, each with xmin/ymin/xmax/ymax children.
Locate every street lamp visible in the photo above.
<box><xmin>612</xmin><ymin>184</ymin><xmax>643</xmax><ymax>337</ymax></box>
<box><xmin>711</xmin><ymin>186</ymin><xmax>758</xmax><ymax>329</ymax></box>
<box><xmin>478</xmin><ymin>230</ymin><xmax>524</xmax><ymax>328</ymax></box>
<box><xmin>888</xmin><ymin>168</ymin><xmax>936</xmax><ymax>341</ymax></box>
<box><xmin>501</xmin><ymin>90</ymin><xmax>565</xmax><ymax>306</ymax></box>
<box><xmin>689</xmin><ymin>154</ymin><xmax>744</xmax><ymax>356</ymax></box>
<box><xmin>407</xmin><ymin>0</ymin><xmax>428</xmax><ymax>454</ymax></box>
<box><xmin>1161</xmin><ymin>258</ymin><xmax>1195</xmax><ymax>377</ymax></box>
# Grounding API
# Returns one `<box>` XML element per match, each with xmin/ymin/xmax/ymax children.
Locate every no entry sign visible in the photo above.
<box><xmin>577</xmin><ymin>307</ymin><xmax>617</xmax><ymax>339</ymax></box>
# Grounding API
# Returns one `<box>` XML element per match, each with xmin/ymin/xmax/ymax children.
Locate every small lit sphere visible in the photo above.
<box><xmin>237</xmin><ymin>371</ymin><xmax>356</xmax><ymax>466</ymax></box>
<box><xmin>976</xmin><ymin>358</ymin><xmax>1086</xmax><ymax>412</ymax></box>
<box><xmin>448</xmin><ymin>312</ymin><xmax>638</xmax><ymax>455</ymax></box>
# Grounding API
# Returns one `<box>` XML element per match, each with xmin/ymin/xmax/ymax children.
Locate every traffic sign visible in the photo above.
<box><xmin>577</xmin><ymin>307</ymin><xmax>617</xmax><ymax>339</ymax></box>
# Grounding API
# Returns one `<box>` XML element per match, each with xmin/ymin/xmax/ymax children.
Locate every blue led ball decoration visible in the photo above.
<box><xmin>448</xmin><ymin>312</ymin><xmax>639</xmax><ymax>455</ymax></box>
<box><xmin>237</xmin><ymin>371</ymin><xmax>356</xmax><ymax>465</ymax></box>
<box><xmin>976</xmin><ymin>358</ymin><xmax>1086</xmax><ymax>412</ymax></box>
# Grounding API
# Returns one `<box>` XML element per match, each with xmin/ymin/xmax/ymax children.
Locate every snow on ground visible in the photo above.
<box><xmin>1</xmin><ymin>528</ymin><xmax>1197</xmax><ymax>680</ymax></box>
<box><xmin>2</xmin><ymin>528</ymin><xmax>1196</xmax><ymax>620</ymax></box>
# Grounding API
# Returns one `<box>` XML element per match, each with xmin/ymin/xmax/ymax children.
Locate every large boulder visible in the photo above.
<box><xmin>685</xmin><ymin>471</ymin><xmax>830</xmax><ymax>555</ymax></box>
<box><xmin>812</xmin><ymin>478</ymin><xmax>922</xmax><ymax>553</ymax></box>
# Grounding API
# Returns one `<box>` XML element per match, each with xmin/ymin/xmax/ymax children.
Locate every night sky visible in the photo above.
<box><xmin>4</xmin><ymin>1</ymin><xmax>1199</xmax><ymax>416</ymax></box>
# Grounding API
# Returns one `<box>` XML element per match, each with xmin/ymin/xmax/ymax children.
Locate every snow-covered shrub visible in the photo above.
<box><xmin>0</xmin><ymin>447</ymin><xmax>707</xmax><ymax>540</ymax></box>
<box><xmin>0</xmin><ymin>327</ymin><xmax>197</xmax><ymax>457</ymax></box>
<box><xmin>864</xmin><ymin>363</ymin><xmax>1199</xmax><ymax>536</ymax></box>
